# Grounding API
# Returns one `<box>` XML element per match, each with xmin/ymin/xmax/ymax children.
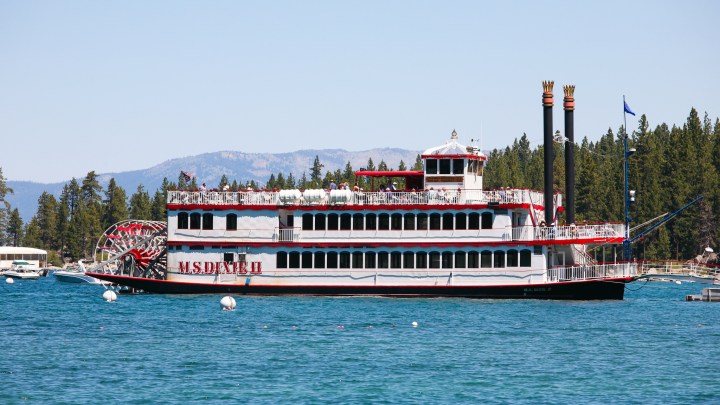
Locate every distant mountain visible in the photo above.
<box><xmin>6</xmin><ymin>148</ymin><xmax>421</xmax><ymax>222</ymax></box>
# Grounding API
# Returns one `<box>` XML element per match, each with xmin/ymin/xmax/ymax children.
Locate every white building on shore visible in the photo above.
<box><xmin>0</xmin><ymin>247</ymin><xmax>47</xmax><ymax>269</ymax></box>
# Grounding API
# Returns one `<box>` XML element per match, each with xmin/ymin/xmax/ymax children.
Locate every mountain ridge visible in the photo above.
<box><xmin>6</xmin><ymin>147</ymin><xmax>421</xmax><ymax>222</ymax></box>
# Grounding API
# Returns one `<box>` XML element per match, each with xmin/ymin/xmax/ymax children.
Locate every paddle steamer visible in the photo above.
<box><xmin>90</xmin><ymin>82</ymin><xmax>637</xmax><ymax>299</ymax></box>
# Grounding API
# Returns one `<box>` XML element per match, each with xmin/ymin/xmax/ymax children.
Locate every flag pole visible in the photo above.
<box><xmin>623</xmin><ymin>95</ymin><xmax>630</xmax><ymax>261</ymax></box>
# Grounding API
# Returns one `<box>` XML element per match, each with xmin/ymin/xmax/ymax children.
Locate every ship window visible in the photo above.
<box><xmin>455</xmin><ymin>251</ymin><xmax>466</xmax><ymax>268</ymax></box>
<box><xmin>391</xmin><ymin>252</ymin><xmax>402</xmax><ymax>268</ymax></box>
<box><xmin>224</xmin><ymin>253</ymin><xmax>234</xmax><ymax>263</ymax></box>
<box><xmin>391</xmin><ymin>213</ymin><xmax>403</xmax><ymax>230</ymax></box>
<box><xmin>289</xmin><ymin>252</ymin><xmax>300</xmax><ymax>268</ymax></box>
<box><xmin>456</xmin><ymin>213</ymin><xmax>467</xmax><ymax>230</ymax></box>
<box><xmin>439</xmin><ymin>159</ymin><xmax>451</xmax><ymax>174</ymax></box>
<box><xmin>468</xmin><ymin>213</ymin><xmax>480</xmax><ymax>230</ymax></box>
<box><xmin>378</xmin><ymin>214</ymin><xmax>390</xmax><ymax>230</ymax></box>
<box><xmin>339</xmin><ymin>252</ymin><xmax>351</xmax><ymax>268</ymax></box>
<box><xmin>352</xmin><ymin>252</ymin><xmax>363</xmax><ymax>268</ymax></box>
<box><xmin>340</xmin><ymin>214</ymin><xmax>351</xmax><ymax>230</ymax></box>
<box><xmin>327</xmin><ymin>214</ymin><xmax>339</xmax><ymax>230</ymax></box>
<box><xmin>302</xmin><ymin>252</ymin><xmax>313</xmax><ymax>268</ymax></box>
<box><xmin>468</xmin><ymin>160</ymin><xmax>477</xmax><ymax>174</ymax></box>
<box><xmin>429</xmin><ymin>213</ymin><xmax>441</xmax><ymax>230</ymax></box>
<box><xmin>507</xmin><ymin>249</ymin><xmax>519</xmax><ymax>267</ymax></box>
<box><xmin>481</xmin><ymin>212</ymin><xmax>493</xmax><ymax>229</ymax></box>
<box><xmin>315</xmin><ymin>252</ymin><xmax>325</xmax><ymax>268</ymax></box>
<box><xmin>327</xmin><ymin>252</ymin><xmax>338</xmax><ymax>268</ymax></box>
<box><xmin>178</xmin><ymin>212</ymin><xmax>189</xmax><ymax>229</ymax></box>
<box><xmin>468</xmin><ymin>251</ymin><xmax>479</xmax><ymax>268</ymax></box>
<box><xmin>202</xmin><ymin>213</ymin><xmax>214</xmax><ymax>230</ymax></box>
<box><xmin>480</xmin><ymin>250</ymin><xmax>492</xmax><ymax>268</ymax></box>
<box><xmin>442</xmin><ymin>252</ymin><xmax>453</xmax><ymax>268</ymax></box>
<box><xmin>189</xmin><ymin>245</ymin><xmax>204</xmax><ymax>251</ymax></box>
<box><xmin>429</xmin><ymin>252</ymin><xmax>441</xmax><ymax>268</ymax></box>
<box><xmin>404</xmin><ymin>213</ymin><xmax>415</xmax><ymax>230</ymax></box>
<box><xmin>353</xmin><ymin>213</ymin><xmax>364</xmax><ymax>230</ymax></box>
<box><xmin>315</xmin><ymin>214</ymin><xmax>326</xmax><ymax>230</ymax></box>
<box><xmin>403</xmin><ymin>252</ymin><xmax>414</xmax><ymax>268</ymax></box>
<box><xmin>302</xmin><ymin>214</ymin><xmax>314</xmax><ymax>230</ymax></box>
<box><xmin>365</xmin><ymin>252</ymin><xmax>376</xmax><ymax>268</ymax></box>
<box><xmin>442</xmin><ymin>213</ymin><xmax>454</xmax><ymax>230</ymax></box>
<box><xmin>417</xmin><ymin>213</ymin><xmax>428</xmax><ymax>230</ymax></box>
<box><xmin>190</xmin><ymin>213</ymin><xmax>201</xmax><ymax>229</ymax></box>
<box><xmin>366</xmin><ymin>213</ymin><xmax>377</xmax><ymax>230</ymax></box>
<box><xmin>426</xmin><ymin>159</ymin><xmax>438</xmax><ymax>174</ymax></box>
<box><xmin>277</xmin><ymin>252</ymin><xmax>287</xmax><ymax>268</ymax></box>
<box><xmin>226</xmin><ymin>214</ymin><xmax>237</xmax><ymax>231</ymax></box>
<box><xmin>416</xmin><ymin>252</ymin><xmax>427</xmax><ymax>268</ymax></box>
<box><xmin>238</xmin><ymin>253</ymin><xmax>246</xmax><ymax>262</ymax></box>
<box><xmin>520</xmin><ymin>250</ymin><xmax>532</xmax><ymax>267</ymax></box>
<box><xmin>453</xmin><ymin>159</ymin><xmax>464</xmax><ymax>175</ymax></box>
<box><xmin>494</xmin><ymin>251</ymin><xmax>505</xmax><ymax>268</ymax></box>
<box><xmin>378</xmin><ymin>252</ymin><xmax>389</xmax><ymax>268</ymax></box>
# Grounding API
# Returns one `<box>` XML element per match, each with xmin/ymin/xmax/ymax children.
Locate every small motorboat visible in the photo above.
<box><xmin>53</xmin><ymin>260</ymin><xmax>108</xmax><ymax>285</ymax></box>
<box><xmin>4</xmin><ymin>261</ymin><xmax>42</xmax><ymax>280</ymax></box>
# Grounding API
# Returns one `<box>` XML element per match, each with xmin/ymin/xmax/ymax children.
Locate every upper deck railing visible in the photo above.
<box><xmin>167</xmin><ymin>189</ymin><xmax>548</xmax><ymax>207</ymax></box>
<box><xmin>509</xmin><ymin>224</ymin><xmax>625</xmax><ymax>241</ymax></box>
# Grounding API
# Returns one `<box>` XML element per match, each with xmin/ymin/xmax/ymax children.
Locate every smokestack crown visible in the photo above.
<box><xmin>563</xmin><ymin>85</ymin><xmax>575</xmax><ymax>111</ymax></box>
<box><xmin>542</xmin><ymin>81</ymin><xmax>554</xmax><ymax>106</ymax></box>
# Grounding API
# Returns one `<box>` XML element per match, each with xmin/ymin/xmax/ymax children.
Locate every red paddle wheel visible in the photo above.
<box><xmin>94</xmin><ymin>220</ymin><xmax>167</xmax><ymax>279</ymax></box>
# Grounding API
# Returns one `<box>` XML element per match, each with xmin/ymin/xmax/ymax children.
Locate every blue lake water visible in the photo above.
<box><xmin>1</xmin><ymin>277</ymin><xmax>720</xmax><ymax>404</ymax></box>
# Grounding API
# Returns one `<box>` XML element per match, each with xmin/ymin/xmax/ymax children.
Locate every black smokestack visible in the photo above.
<box><xmin>542</xmin><ymin>81</ymin><xmax>554</xmax><ymax>225</ymax></box>
<box><xmin>563</xmin><ymin>85</ymin><xmax>576</xmax><ymax>225</ymax></box>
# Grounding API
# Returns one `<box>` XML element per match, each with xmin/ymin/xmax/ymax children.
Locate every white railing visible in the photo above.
<box><xmin>547</xmin><ymin>263</ymin><xmax>637</xmax><ymax>282</ymax></box>
<box><xmin>274</xmin><ymin>227</ymin><xmax>299</xmax><ymax>242</ymax></box>
<box><xmin>509</xmin><ymin>224</ymin><xmax>625</xmax><ymax>241</ymax></box>
<box><xmin>167</xmin><ymin>189</ymin><xmax>546</xmax><ymax>207</ymax></box>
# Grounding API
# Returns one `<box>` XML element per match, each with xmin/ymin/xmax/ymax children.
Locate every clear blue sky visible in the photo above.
<box><xmin>1</xmin><ymin>0</ymin><xmax>718</xmax><ymax>183</ymax></box>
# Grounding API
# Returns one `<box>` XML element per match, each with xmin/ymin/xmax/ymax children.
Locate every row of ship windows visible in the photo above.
<box><xmin>177</xmin><ymin>212</ymin><xmax>236</xmax><ymax>230</ymax></box>
<box><xmin>175</xmin><ymin>212</ymin><xmax>496</xmax><ymax>232</ymax></box>
<box><xmin>277</xmin><ymin>249</ymin><xmax>536</xmax><ymax>269</ymax></box>
<box><xmin>301</xmin><ymin>212</ymin><xmax>494</xmax><ymax>231</ymax></box>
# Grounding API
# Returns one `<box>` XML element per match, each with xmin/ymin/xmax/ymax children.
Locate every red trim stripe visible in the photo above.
<box><xmin>166</xmin><ymin>237</ymin><xmax>625</xmax><ymax>248</ymax></box>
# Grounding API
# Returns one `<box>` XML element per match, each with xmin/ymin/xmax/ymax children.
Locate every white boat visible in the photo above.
<box><xmin>53</xmin><ymin>261</ymin><xmax>108</xmax><ymax>285</ymax></box>
<box><xmin>4</xmin><ymin>261</ymin><xmax>42</xmax><ymax>280</ymax></box>
<box><xmin>89</xmin><ymin>83</ymin><xmax>638</xmax><ymax>299</ymax></box>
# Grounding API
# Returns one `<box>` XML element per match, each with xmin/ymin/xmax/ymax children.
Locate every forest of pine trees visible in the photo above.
<box><xmin>1</xmin><ymin>108</ymin><xmax>718</xmax><ymax>265</ymax></box>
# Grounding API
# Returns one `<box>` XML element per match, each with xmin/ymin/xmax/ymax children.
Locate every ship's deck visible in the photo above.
<box><xmin>168</xmin><ymin>189</ymin><xmax>547</xmax><ymax>207</ymax></box>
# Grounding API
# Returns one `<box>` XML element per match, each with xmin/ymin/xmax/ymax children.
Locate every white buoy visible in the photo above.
<box><xmin>220</xmin><ymin>296</ymin><xmax>236</xmax><ymax>310</ymax></box>
<box><xmin>675</xmin><ymin>280</ymin><xmax>682</xmax><ymax>285</ymax></box>
<box><xmin>6</xmin><ymin>277</ymin><xmax>14</xmax><ymax>284</ymax></box>
<box><xmin>102</xmin><ymin>290</ymin><xmax>117</xmax><ymax>302</ymax></box>
<box><xmin>411</xmin><ymin>321</ymin><xmax>418</xmax><ymax>327</ymax></box>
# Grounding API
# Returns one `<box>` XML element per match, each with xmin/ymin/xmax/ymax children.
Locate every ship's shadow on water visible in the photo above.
<box><xmin>1</xmin><ymin>278</ymin><xmax>719</xmax><ymax>404</ymax></box>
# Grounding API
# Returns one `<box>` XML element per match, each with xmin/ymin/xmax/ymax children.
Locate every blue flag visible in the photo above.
<box><xmin>624</xmin><ymin>100</ymin><xmax>636</xmax><ymax>116</ymax></box>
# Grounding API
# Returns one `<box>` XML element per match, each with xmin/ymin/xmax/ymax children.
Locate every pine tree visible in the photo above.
<box><xmin>56</xmin><ymin>184</ymin><xmax>71</xmax><ymax>257</ymax></box>
<box><xmin>366</xmin><ymin>158</ymin><xmax>376</xmax><ymax>172</ymax></box>
<box><xmin>267</xmin><ymin>174</ymin><xmax>277</xmax><ymax>190</ymax></box>
<box><xmin>412</xmin><ymin>155</ymin><xmax>423</xmax><ymax>171</ymax></box>
<box><xmin>7</xmin><ymin>208</ymin><xmax>23</xmax><ymax>246</ymax></box>
<box><xmin>218</xmin><ymin>175</ymin><xmax>230</xmax><ymax>190</ymax></box>
<box><xmin>129</xmin><ymin>185</ymin><xmax>152</xmax><ymax>220</ymax></box>
<box><xmin>103</xmin><ymin>178</ymin><xmax>128</xmax><ymax>229</ymax></box>
<box><xmin>0</xmin><ymin>167</ymin><xmax>14</xmax><ymax>245</ymax></box>
<box><xmin>35</xmin><ymin>192</ymin><xmax>58</xmax><ymax>249</ymax></box>
<box><xmin>310</xmin><ymin>156</ymin><xmax>324</xmax><ymax>185</ymax></box>
<box><xmin>151</xmin><ymin>190</ymin><xmax>165</xmax><ymax>221</ymax></box>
